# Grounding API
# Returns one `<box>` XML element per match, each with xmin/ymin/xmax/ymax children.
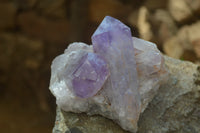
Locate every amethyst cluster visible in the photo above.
<box><xmin>49</xmin><ymin>16</ymin><xmax>168</xmax><ymax>132</ymax></box>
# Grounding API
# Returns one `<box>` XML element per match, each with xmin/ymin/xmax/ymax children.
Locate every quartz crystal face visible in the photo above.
<box><xmin>49</xmin><ymin>17</ymin><xmax>168</xmax><ymax>133</ymax></box>
<box><xmin>72</xmin><ymin>52</ymin><xmax>109</xmax><ymax>98</ymax></box>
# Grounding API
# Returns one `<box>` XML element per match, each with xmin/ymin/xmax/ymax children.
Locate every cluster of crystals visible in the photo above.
<box><xmin>49</xmin><ymin>16</ymin><xmax>167</xmax><ymax>133</ymax></box>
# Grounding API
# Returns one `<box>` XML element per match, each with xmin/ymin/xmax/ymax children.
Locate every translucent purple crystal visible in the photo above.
<box><xmin>92</xmin><ymin>16</ymin><xmax>141</xmax><ymax>127</ymax></box>
<box><xmin>72</xmin><ymin>52</ymin><xmax>109</xmax><ymax>98</ymax></box>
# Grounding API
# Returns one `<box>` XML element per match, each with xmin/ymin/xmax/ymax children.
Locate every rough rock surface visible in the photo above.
<box><xmin>53</xmin><ymin>56</ymin><xmax>200</xmax><ymax>133</ymax></box>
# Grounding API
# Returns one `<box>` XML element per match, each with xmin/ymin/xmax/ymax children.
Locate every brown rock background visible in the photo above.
<box><xmin>0</xmin><ymin>0</ymin><xmax>199</xmax><ymax>133</ymax></box>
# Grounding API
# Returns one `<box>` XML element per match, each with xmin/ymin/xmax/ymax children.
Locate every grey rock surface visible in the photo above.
<box><xmin>53</xmin><ymin>56</ymin><xmax>200</xmax><ymax>133</ymax></box>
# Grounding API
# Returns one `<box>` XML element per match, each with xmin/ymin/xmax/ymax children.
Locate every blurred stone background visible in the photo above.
<box><xmin>0</xmin><ymin>0</ymin><xmax>200</xmax><ymax>132</ymax></box>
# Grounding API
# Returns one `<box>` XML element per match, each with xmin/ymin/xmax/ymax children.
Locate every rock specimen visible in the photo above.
<box><xmin>53</xmin><ymin>56</ymin><xmax>200</xmax><ymax>133</ymax></box>
<box><xmin>49</xmin><ymin>16</ymin><xmax>167</xmax><ymax>133</ymax></box>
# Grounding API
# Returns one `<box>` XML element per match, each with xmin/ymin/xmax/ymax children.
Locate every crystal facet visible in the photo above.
<box><xmin>72</xmin><ymin>52</ymin><xmax>109</xmax><ymax>98</ymax></box>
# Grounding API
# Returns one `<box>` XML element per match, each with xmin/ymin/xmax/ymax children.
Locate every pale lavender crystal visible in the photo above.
<box><xmin>72</xmin><ymin>52</ymin><xmax>109</xmax><ymax>98</ymax></box>
<box><xmin>92</xmin><ymin>16</ymin><xmax>141</xmax><ymax>128</ymax></box>
<box><xmin>132</xmin><ymin>37</ymin><xmax>167</xmax><ymax>112</ymax></box>
<box><xmin>133</xmin><ymin>37</ymin><xmax>164</xmax><ymax>76</ymax></box>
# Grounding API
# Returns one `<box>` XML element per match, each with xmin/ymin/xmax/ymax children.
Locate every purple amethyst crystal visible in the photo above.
<box><xmin>92</xmin><ymin>16</ymin><xmax>141</xmax><ymax>128</ymax></box>
<box><xmin>72</xmin><ymin>52</ymin><xmax>109</xmax><ymax>98</ymax></box>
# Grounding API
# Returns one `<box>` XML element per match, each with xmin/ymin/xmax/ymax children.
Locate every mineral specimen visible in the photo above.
<box><xmin>49</xmin><ymin>16</ymin><xmax>168</xmax><ymax>133</ymax></box>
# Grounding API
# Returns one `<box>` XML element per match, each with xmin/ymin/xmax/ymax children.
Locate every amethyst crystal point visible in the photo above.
<box><xmin>72</xmin><ymin>52</ymin><xmax>109</xmax><ymax>98</ymax></box>
<box><xmin>92</xmin><ymin>16</ymin><xmax>141</xmax><ymax>129</ymax></box>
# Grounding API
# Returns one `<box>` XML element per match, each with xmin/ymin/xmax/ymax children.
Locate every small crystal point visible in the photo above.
<box><xmin>72</xmin><ymin>52</ymin><xmax>109</xmax><ymax>98</ymax></box>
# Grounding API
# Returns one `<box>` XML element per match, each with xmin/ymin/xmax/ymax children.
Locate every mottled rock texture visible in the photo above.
<box><xmin>53</xmin><ymin>56</ymin><xmax>200</xmax><ymax>133</ymax></box>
